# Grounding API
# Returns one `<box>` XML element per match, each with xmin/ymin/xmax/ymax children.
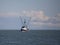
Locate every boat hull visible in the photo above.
<box><xmin>21</xmin><ymin>27</ymin><xmax>29</xmax><ymax>32</ymax></box>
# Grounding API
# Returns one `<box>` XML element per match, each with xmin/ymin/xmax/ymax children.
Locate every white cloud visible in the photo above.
<box><xmin>31</xmin><ymin>21</ymin><xmax>60</xmax><ymax>28</ymax></box>
<box><xmin>0</xmin><ymin>12</ymin><xmax>20</xmax><ymax>17</ymax></box>
<box><xmin>0</xmin><ymin>10</ymin><xmax>49</xmax><ymax>21</ymax></box>
<box><xmin>0</xmin><ymin>10</ymin><xmax>60</xmax><ymax>28</ymax></box>
<box><xmin>22</xmin><ymin>10</ymin><xmax>50</xmax><ymax>21</ymax></box>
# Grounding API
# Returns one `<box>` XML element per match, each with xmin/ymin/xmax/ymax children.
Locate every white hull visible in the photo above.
<box><xmin>21</xmin><ymin>27</ymin><xmax>29</xmax><ymax>32</ymax></box>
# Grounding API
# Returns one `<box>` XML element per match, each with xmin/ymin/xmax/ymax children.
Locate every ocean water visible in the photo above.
<box><xmin>0</xmin><ymin>30</ymin><xmax>60</xmax><ymax>45</ymax></box>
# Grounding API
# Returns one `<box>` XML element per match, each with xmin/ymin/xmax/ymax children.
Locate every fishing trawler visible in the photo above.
<box><xmin>21</xmin><ymin>19</ymin><xmax>29</xmax><ymax>32</ymax></box>
<box><xmin>20</xmin><ymin>16</ymin><xmax>31</xmax><ymax>32</ymax></box>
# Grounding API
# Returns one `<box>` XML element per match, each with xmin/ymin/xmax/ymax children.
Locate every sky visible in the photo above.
<box><xmin>0</xmin><ymin>0</ymin><xmax>60</xmax><ymax>30</ymax></box>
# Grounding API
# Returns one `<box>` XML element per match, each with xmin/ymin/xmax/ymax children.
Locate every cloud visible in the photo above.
<box><xmin>0</xmin><ymin>10</ymin><xmax>60</xmax><ymax>29</ymax></box>
<box><xmin>49</xmin><ymin>13</ymin><xmax>60</xmax><ymax>24</ymax></box>
<box><xmin>31</xmin><ymin>21</ymin><xmax>60</xmax><ymax>28</ymax></box>
<box><xmin>22</xmin><ymin>11</ymin><xmax>60</xmax><ymax>28</ymax></box>
<box><xmin>0</xmin><ymin>10</ymin><xmax>60</xmax><ymax>21</ymax></box>
<box><xmin>0</xmin><ymin>12</ymin><xmax>20</xmax><ymax>17</ymax></box>
<box><xmin>22</xmin><ymin>10</ymin><xmax>50</xmax><ymax>21</ymax></box>
<box><xmin>54</xmin><ymin>13</ymin><xmax>60</xmax><ymax>21</ymax></box>
<box><xmin>0</xmin><ymin>10</ymin><xmax>49</xmax><ymax>21</ymax></box>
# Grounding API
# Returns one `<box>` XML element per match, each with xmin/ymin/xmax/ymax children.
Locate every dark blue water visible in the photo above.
<box><xmin>0</xmin><ymin>30</ymin><xmax>60</xmax><ymax>45</ymax></box>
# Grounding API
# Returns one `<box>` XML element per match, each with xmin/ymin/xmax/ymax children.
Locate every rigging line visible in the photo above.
<box><xmin>27</xmin><ymin>17</ymin><xmax>32</xmax><ymax>28</ymax></box>
<box><xmin>27</xmin><ymin>17</ymin><xmax>32</xmax><ymax>25</ymax></box>
<box><xmin>19</xmin><ymin>16</ymin><xmax>24</xmax><ymax>25</ymax></box>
